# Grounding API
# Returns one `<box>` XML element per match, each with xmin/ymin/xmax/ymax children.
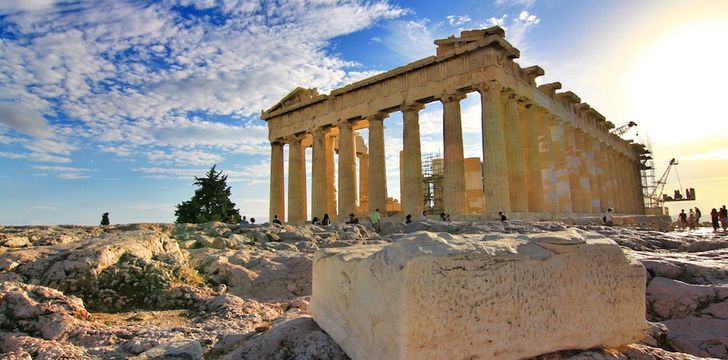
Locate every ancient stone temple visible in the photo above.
<box><xmin>261</xmin><ymin>26</ymin><xmax>646</xmax><ymax>223</ymax></box>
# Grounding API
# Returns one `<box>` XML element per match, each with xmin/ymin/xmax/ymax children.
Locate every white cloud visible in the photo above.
<box><xmin>446</xmin><ymin>15</ymin><xmax>471</xmax><ymax>26</ymax></box>
<box><xmin>683</xmin><ymin>148</ymin><xmax>728</xmax><ymax>161</ymax></box>
<box><xmin>495</xmin><ymin>0</ymin><xmax>536</xmax><ymax>7</ymax></box>
<box><xmin>30</xmin><ymin>165</ymin><xmax>93</xmax><ymax>179</ymax></box>
<box><xmin>0</xmin><ymin>0</ymin><xmax>407</xmax><ymax>166</ymax></box>
<box><xmin>483</xmin><ymin>11</ymin><xmax>540</xmax><ymax>49</ymax></box>
<box><xmin>0</xmin><ymin>103</ymin><xmax>54</xmax><ymax>138</ymax></box>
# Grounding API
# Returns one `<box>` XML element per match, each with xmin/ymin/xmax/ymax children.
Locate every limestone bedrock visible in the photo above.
<box><xmin>309</xmin><ymin>228</ymin><xmax>648</xmax><ymax>360</ymax></box>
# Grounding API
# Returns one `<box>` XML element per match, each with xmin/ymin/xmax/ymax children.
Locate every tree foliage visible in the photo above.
<box><xmin>175</xmin><ymin>165</ymin><xmax>241</xmax><ymax>223</ymax></box>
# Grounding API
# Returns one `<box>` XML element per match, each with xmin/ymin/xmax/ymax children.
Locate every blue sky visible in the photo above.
<box><xmin>1</xmin><ymin>0</ymin><xmax>727</xmax><ymax>224</ymax></box>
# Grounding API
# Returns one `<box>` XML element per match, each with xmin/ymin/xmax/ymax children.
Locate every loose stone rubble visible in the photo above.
<box><xmin>0</xmin><ymin>221</ymin><xmax>725</xmax><ymax>359</ymax></box>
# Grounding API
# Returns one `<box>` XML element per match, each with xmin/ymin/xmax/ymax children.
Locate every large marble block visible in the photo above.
<box><xmin>310</xmin><ymin>229</ymin><xmax>648</xmax><ymax>360</ymax></box>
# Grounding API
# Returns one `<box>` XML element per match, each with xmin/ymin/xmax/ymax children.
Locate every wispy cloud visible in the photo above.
<box><xmin>30</xmin><ymin>165</ymin><xmax>94</xmax><ymax>179</ymax></box>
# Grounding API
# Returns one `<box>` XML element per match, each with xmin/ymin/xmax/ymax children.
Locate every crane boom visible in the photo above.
<box><xmin>610</xmin><ymin>121</ymin><xmax>638</xmax><ymax>136</ymax></box>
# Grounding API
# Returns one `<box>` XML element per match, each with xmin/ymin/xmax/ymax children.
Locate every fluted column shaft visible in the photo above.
<box><xmin>287</xmin><ymin>136</ymin><xmax>306</xmax><ymax>223</ymax></box>
<box><xmin>368</xmin><ymin>114</ymin><xmax>388</xmax><ymax>216</ymax></box>
<box><xmin>504</xmin><ymin>93</ymin><xmax>527</xmax><ymax>212</ymax></box>
<box><xmin>535</xmin><ymin>111</ymin><xmax>558</xmax><ymax>213</ymax></box>
<box><xmin>442</xmin><ymin>92</ymin><xmax>467</xmax><ymax>216</ymax></box>
<box><xmin>338</xmin><ymin>120</ymin><xmax>357</xmax><ymax>218</ymax></box>
<box><xmin>564</xmin><ymin>126</ymin><xmax>585</xmax><ymax>213</ymax></box>
<box><xmin>601</xmin><ymin>146</ymin><xmax>616</xmax><ymax>211</ymax></box>
<box><xmin>522</xmin><ymin>104</ymin><xmax>543</xmax><ymax>213</ymax></box>
<box><xmin>269</xmin><ymin>141</ymin><xmax>285</xmax><ymax>222</ymax></box>
<box><xmin>609</xmin><ymin>151</ymin><xmax>624</xmax><ymax>212</ymax></box>
<box><xmin>311</xmin><ymin>127</ymin><xmax>328</xmax><ymax>220</ymax></box>
<box><xmin>402</xmin><ymin>103</ymin><xmax>425</xmax><ymax>217</ymax></box>
<box><xmin>585</xmin><ymin>137</ymin><xmax>602</xmax><ymax>213</ymax></box>
<box><xmin>358</xmin><ymin>153</ymin><xmax>369</xmax><ymax>214</ymax></box>
<box><xmin>325</xmin><ymin>134</ymin><xmax>337</xmax><ymax>217</ymax></box>
<box><xmin>550</xmin><ymin>119</ymin><xmax>573</xmax><ymax>213</ymax></box>
<box><xmin>574</xmin><ymin>130</ymin><xmax>593</xmax><ymax>213</ymax></box>
<box><xmin>480</xmin><ymin>84</ymin><xmax>511</xmax><ymax>214</ymax></box>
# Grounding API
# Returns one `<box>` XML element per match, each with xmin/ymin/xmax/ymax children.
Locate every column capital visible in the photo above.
<box><xmin>474</xmin><ymin>80</ymin><xmax>504</xmax><ymax>94</ymax></box>
<box><xmin>285</xmin><ymin>133</ymin><xmax>306</xmax><ymax>144</ymax></box>
<box><xmin>366</xmin><ymin>111</ymin><xmax>389</xmax><ymax>122</ymax></box>
<box><xmin>271</xmin><ymin>138</ymin><xmax>286</xmax><ymax>146</ymax></box>
<box><xmin>311</xmin><ymin>125</ymin><xmax>331</xmax><ymax>137</ymax></box>
<box><xmin>440</xmin><ymin>91</ymin><xmax>467</xmax><ymax>104</ymax></box>
<box><xmin>400</xmin><ymin>102</ymin><xmax>425</xmax><ymax>113</ymax></box>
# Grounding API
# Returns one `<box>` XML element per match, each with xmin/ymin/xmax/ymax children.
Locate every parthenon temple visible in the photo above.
<box><xmin>261</xmin><ymin>26</ymin><xmax>646</xmax><ymax>223</ymax></box>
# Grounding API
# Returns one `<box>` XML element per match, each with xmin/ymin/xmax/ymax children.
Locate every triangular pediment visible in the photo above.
<box><xmin>263</xmin><ymin>87</ymin><xmax>320</xmax><ymax>118</ymax></box>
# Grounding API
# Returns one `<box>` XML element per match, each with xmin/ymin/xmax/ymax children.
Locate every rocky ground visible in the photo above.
<box><xmin>0</xmin><ymin>220</ymin><xmax>725</xmax><ymax>359</ymax></box>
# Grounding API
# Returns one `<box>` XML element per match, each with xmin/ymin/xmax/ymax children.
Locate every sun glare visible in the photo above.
<box><xmin>624</xmin><ymin>20</ymin><xmax>728</xmax><ymax>145</ymax></box>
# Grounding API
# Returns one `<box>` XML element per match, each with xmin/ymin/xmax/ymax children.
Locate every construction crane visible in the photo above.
<box><xmin>646</xmin><ymin>158</ymin><xmax>696</xmax><ymax>210</ymax></box>
<box><xmin>610</xmin><ymin>121</ymin><xmax>638</xmax><ymax>136</ymax></box>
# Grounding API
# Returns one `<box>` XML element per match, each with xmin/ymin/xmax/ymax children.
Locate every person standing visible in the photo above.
<box><xmin>710</xmin><ymin>208</ymin><xmax>720</xmax><ymax>232</ymax></box>
<box><xmin>321</xmin><ymin>213</ymin><xmax>331</xmax><ymax>226</ymax></box>
<box><xmin>498</xmin><ymin>212</ymin><xmax>507</xmax><ymax>222</ymax></box>
<box><xmin>272</xmin><ymin>214</ymin><xmax>282</xmax><ymax>225</ymax></box>
<box><xmin>695</xmin><ymin>207</ymin><xmax>702</xmax><ymax>226</ymax></box>
<box><xmin>405</xmin><ymin>214</ymin><xmax>412</xmax><ymax>224</ymax></box>
<box><xmin>369</xmin><ymin>208</ymin><xmax>382</xmax><ymax>231</ymax></box>
<box><xmin>687</xmin><ymin>209</ymin><xmax>696</xmax><ymax>231</ymax></box>
<box><xmin>678</xmin><ymin>209</ymin><xmax>688</xmax><ymax>230</ymax></box>
<box><xmin>720</xmin><ymin>205</ymin><xmax>728</xmax><ymax>231</ymax></box>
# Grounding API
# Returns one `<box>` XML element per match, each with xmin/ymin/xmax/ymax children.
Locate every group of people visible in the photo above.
<box><xmin>710</xmin><ymin>206</ymin><xmax>728</xmax><ymax>232</ymax></box>
<box><xmin>677</xmin><ymin>208</ymin><xmax>702</xmax><ymax>231</ymax></box>
<box><xmin>237</xmin><ymin>215</ymin><xmax>257</xmax><ymax>225</ymax></box>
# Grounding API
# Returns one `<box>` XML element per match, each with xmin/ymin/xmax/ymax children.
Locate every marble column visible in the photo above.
<box><xmin>564</xmin><ymin>125</ymin><xmax>584</xmax><ymax>213</ymax></box>
<box><xmin>521</xmin><ymin>103</ymin><xmax>544</xmax><ymax>213</ymax></box>
<box><xmin>585</xmin><ymin>136</ymin><xmax>602</xmax><ymax>213</ymax></box>
<box><xmin>402</xmin><ymin>103</ymin><xmax>425</xmax><ymax>218</ymax></box>
<box><xmin>358</xmin><ymin>152</ymin><xmax>369</xmax><ymax>214</ymax></box>
<box><xmin>442</xmin><ymin>92</ymin><xmax>467</xmax><ymax>216</ymax></box>
<box><xmin>609</xmin><ymin>151</ymin><xmax>625</xmax><ymax>213</ymax></box>
<box><xmin>368</xmin><ymin>113</ymin><xmax>388</xmax><ymax>216</ymax></box>
<box><xmin>269</xmin><ymin>141</ymin><xmax>285</xmax><ymax>222</ymax></box>
<box><xmin>601</xmin><ymin>146</ymin><xmax>616</xmax><ymax>212</ymax></box>
<box><xmin>338</xmin><ymin>120</ymin><xmax>357</xmax><ymax>219</ymax></box>
<box><xmin>574</xmin><ymin>130</ymin><xmax>593</xmax><ymax>213</ymax></box>
<box><xmin>550</xmin><ymin>118</ymin><xmax>573</xmax><ymax>213</ymax></box>
<box><xmin>311</xmin><ymin>127</ymin><xmax>329</xmax><ymax>220</ymax></box>
<box><xmin>325</xmin><ymin>133</ymin><xmax>337</xmax><ymax>217</ymax></box>
<box><xmin>479</xmin><ymin>83</ymin><xmax>511</xmax><ymax>214</ymax></box>
<box><xmin>287</xmin><ymin>135</ymin><xmax>307</xmax><ymax>223</ymax></box>
<box><xmin>535</xmin><ymin>111</ymin><xmax>558</xmax><ymax>213</ymax></box>
<box><xmin>504</xmin><ymin>93</ymin><xmax>527</xmax><ymax>212</ymax></box>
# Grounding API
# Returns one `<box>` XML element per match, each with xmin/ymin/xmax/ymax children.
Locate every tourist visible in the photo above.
<box><xmin>250</xmin><ymin>217</ymin><xmax>256</xmax><ymax>224</ymax></box>
<box><xmin>312</xmin><ymin>216</ymin><xmax>320</xmax><ymax>225</ymax></box>
<box><xmin>405</xmin><ymin>214</ymin><xmax>412</xmax><ymax>224</ymax></box>
<box><xmin>239</xmin><ymin>216</ymin><xmax>249</xmax><ymax>225</ymax></box>
<box><xmin>322</xmin><ymin>213</ymin><xmax>331</xmax><ymax>226</ymax></box>
<box><xmin>100</xmin><ymin>212</ymin><xmax>110</xmax><ymax>226</ymax></box>
<box><xmin>678</xmin><ymin>209</ymin><xmax>687</xmax><ymax>230</ymax></box>
<box><xmin>499</xmin><ymin>212</ymin><xmax>507</xmax><ymax>222</ymax></box>
<box><xmin>346</xmin><ymin>213</ymin><xmax>359</xmax><ymax>225</ymax></box>
<box><xmin>440</xmin><ymin>212</ymin><xmax>447</xmax><ymax>221</ymax></box>
<box><xmin>710</xmin><ymin>208</ymin><xmax>720</xmax><ymax>232</ymax></box>
<box><xmin>695</xmin><ymin>207</ymin><xmax>702</xmax><ymax>225</ymax></box>
<box><xmin>272</xmin><ymin>214</ymin><xmax>281</xmax><ymax>225</ymax></box>
<box><xmin>687</xmin><ymin>209</ymin><xmax>696</xmax><ymax>231</ymax></box>
<box><xmin>369</xmin><ymin>208</ymin><xmax>382</xmax><ymax>232</ymax></box>
<box><xmin>720</xmin><ymin>205</ymin><xmax>728</xmax><ymax>231</ymax></box>
<box><xmin>419</xmin><ymin>210</ymin><xmax>427</xmax><ymax>221</ymax></box>
<box><xmin>605</xmin><ymin>208</ymin><xmax>614</xmax><ymax>226</ymax></box>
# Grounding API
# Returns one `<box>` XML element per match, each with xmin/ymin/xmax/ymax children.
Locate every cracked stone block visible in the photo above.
<box><xmin>310</xmin><ymin>229</ymin><xmax>648</xmax><ymax>360</ymax></box>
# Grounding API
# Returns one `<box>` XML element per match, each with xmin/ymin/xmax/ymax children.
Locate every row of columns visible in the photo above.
<box><xmin>270</xmin><ymin>85</ymin><xmax>644</xmax><ymax>223</ymax></box>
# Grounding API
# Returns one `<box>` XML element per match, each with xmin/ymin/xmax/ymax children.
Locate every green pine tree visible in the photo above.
<box><xmin>175</xmin><ymin>165</ymin><xmax>241</xmax><ymax>224</ymax></box>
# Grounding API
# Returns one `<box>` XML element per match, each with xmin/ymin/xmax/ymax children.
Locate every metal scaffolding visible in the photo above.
<box><xmin>422</xmin><ymin>152</ymin><xmax>443</xmax><ymax>214</ymax></box>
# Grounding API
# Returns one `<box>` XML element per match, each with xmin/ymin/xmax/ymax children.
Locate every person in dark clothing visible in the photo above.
<box><xmin>322</xmin><ymin>213</ymin><xmax>331</xmax><ymax>226</ymax></box>
<box><xmin>405</xmin><ymin>214</ymin><xmax>412</xmax><ymax>224</ymax></box>
<box><xmin>498</xmin><ymin>212</ymin><xmax>507</xmax><ymax>222</ymax></box>
<box><xmin>346</xmin><ymin>213</ymin><xmax>359</xmax><ymax>224</ymax></box>
<box><xmin>272</xmin><ymin>214</ymin><xmax>282</xmax><ymax>225</ymax></box>
<box><xmin>312</xmin><ymin>216</ymin><xmax>320</xmax><ymax>225</ymax></box>
<box><xmin>678</xmin><ymin>209</ymin><xmax>688</xmax><ymax>230</ymax></box>
<box><xmin>710</xmin><ymin>208</ymin><xmax>720</xmax><ymax>232</ymax></box>
<box><xmin>100</xmin><ymin>212</ymin><xmax>110</xmax><ymax>226</ymax></box>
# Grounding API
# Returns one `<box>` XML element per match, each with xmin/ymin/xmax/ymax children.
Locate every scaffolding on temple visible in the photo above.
<box><xmin>422</xmin><ymin>152</ymin><xmax>444</xmax><ymax>215</ymax></box>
